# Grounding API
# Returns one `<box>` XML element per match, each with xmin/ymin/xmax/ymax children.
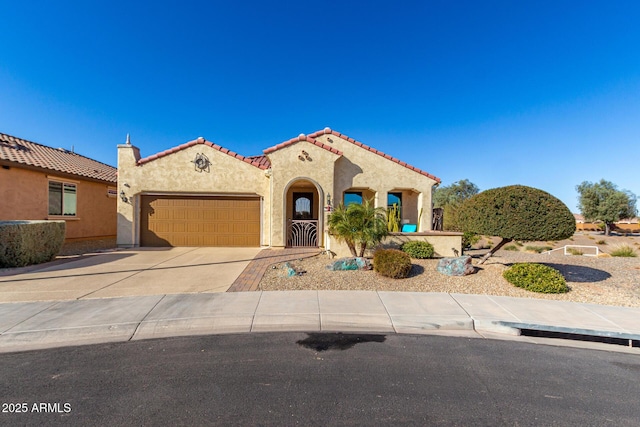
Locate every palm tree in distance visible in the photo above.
<box><xmin>328</xmin><ymin>198</ymin><xmax>388</xmax><ymax>257</ymax></box>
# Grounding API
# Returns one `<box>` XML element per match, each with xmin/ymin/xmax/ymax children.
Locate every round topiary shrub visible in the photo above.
<box><xmin>373</xmin><ymin>248</ymin><xmax>412</xmax><ymax>279</ymax></box>
<box><xmin>503</xmin><ymin>263</ymin><xmax>569</xmax><ymax>294</ymax></box>
<box><xmin>401</xmin><ymin>241</ymin><xmax>435</xmax><ymax>259</ymax></box>
<box><xmin>458</xmin><ymin>185</ymin><xmax>576</xmax><ymax>264</ymax></box>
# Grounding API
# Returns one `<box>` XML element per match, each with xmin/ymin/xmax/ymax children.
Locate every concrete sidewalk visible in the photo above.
<box><xmin>1</xmin><ymin>291</ymin><xmax>639</xmax><ymax>353</ymax></box>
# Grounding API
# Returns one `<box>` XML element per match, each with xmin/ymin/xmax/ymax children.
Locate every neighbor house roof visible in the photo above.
<box><xmin>0</xmin><ymin>132</ymin><xmax>117</xmax><ymax>183</ymax></box>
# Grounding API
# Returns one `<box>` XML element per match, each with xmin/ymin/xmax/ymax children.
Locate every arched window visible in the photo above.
<box><xmin>293</xmin><ymin>193</ymin><xmax>313</xmax><ymax>219</ymax></box>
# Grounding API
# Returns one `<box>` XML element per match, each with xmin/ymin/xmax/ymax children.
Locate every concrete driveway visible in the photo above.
<box><xmin>0</xmin><ymin>247</ymin><xmax>262</xmax><ymax>303</ymax></box>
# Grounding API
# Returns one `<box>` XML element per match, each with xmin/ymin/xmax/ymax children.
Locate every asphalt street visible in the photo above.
<box><xmin>1</xmin><ymin>333</ymin><xmax>639</xmax><ymax>426</ymax></box>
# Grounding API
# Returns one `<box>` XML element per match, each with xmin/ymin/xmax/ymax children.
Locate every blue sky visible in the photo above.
<box><xmin>1</xmin><ymin>1</ymin><xmax>638</xmax><ymax>212</ymax></box>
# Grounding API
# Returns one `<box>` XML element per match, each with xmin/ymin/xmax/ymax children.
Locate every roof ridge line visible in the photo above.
<box><xmin>262</xmin><ymin>133</ymin><xmax>343</xmax><ymax>156</ymax></box>
<box><xmin>137</xmin><ymin>137</ymin><xmax>270</xmax><ymax>169</ymax></box>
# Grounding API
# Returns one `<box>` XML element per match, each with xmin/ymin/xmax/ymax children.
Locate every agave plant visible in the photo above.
<box><xmin>328</xmin><ymin>198</ymin><xmax>388</xmax><ymax>257</ymax></box>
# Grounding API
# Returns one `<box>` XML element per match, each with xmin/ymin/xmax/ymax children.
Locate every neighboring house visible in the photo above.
<box><xmin>0</xmin><ymin>132</ymin><xmax>117</xmax><ymax>241</ymax></box>
<box><xmin>117</xmin><ymin>128</ymin><xmax>461</xmax><ymax>255</ymax></box>
<box><xmin>574</xmin><ymin>213</ymin><xmax>639</xmax><ymax>233</ymax></box>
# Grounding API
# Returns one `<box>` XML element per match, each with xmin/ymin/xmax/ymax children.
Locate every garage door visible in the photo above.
<box><xmin>140</xmin><ymin>196</ymin><xmax>261</xmax><ymax>247</ymax></box>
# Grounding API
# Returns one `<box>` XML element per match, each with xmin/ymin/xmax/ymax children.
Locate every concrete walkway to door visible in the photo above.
<box><xmin>0</xmin><ymin>247</ymin><xmax>262</xmax><ymax>303</ymax></box>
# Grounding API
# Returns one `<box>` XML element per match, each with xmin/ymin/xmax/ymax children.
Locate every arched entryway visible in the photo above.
<box><xmin>284</xmin><ymin>178</ymin><xmax>323</xmax><ymax>247</ymax></box>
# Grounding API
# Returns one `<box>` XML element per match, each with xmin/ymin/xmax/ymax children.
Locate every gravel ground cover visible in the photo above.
<box><xmin>55</xmin><ymin>235</ymin><xmax>639</xmax><ymax>307</ymax></box>
<box><xmin>260</xmin><ymin>236</ymin><xmax>640</xmax><ymax>308</ymax></box>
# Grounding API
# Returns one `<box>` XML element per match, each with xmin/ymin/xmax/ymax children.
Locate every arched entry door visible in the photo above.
<box><xmin>286</xmin><ymin>179</ymin><xmax>321</xmax><ymax>247</ymax></box>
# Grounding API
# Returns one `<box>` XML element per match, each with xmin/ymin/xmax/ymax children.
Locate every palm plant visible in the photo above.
<box><xmin>328</xmin><ymin>198</ymin><xmax>388</xmax><ymax>257</ymax></box>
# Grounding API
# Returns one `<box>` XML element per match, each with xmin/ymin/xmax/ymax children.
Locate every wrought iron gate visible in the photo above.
<box><xmin>287</xmin><ymin>220</ymin><xmax>318</xmax><ymax>247</ymax></box>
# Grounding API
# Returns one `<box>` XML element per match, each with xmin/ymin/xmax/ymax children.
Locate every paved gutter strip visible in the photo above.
<box><xmin>496</xmin><ymin>321</ymin><xmax>640</xmax><ymax>344</ymax></box>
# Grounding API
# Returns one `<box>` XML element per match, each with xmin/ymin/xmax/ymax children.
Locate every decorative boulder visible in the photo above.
<box><xmin>326</xmin><ymin>257</ymin><xmax>372</xmax><ymax>271</ymax></box>
<box><xmin>436</xmin><ymin>256</ymin><xmax>475</xmax><ymax>276</ymax></box>
<box><xmin>282</xmin><ymin>262</ymin><xmax>306</xmax><ymax>277</ymax></box>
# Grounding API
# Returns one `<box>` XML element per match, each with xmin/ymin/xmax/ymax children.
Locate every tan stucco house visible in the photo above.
<box><xmin>0</xmin><ymin>132</ymin><xmax>117</xmax><ymax>241</ymax></box>
<box><xmin>117</xmin><ymin>128</ymin><xmax>461</xmax><ymax>256</ymax></box>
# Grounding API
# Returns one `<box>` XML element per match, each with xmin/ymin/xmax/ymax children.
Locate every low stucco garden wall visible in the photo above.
<box><xmin>328</xmin><ymin>232</ymin><xmax>463</xmax><ymax>259</ymax></box>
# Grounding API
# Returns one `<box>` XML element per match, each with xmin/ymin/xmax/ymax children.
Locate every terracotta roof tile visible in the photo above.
<box><xmin>263</xmin><ymin>134</ymin><xmax>344</xmax><ymax>156</ymax></box>
<box><xmin>137</xmin><ymin>137</ymin><xmax>271</xmax><ymax>169</ymax></box>
<box><xmin>135</xmin><ymin>128</ymin><xmax>440</xmax><ymax>182</ymax></box>
<box><xmin>307</xmin><ymin>128</ymin><xmax>441</xmax><ymax>183</ymax></box>
<box><xmin>0</xmin><ymin>132</ymin><xmax>117</xmax><ymax>183</ymax></box>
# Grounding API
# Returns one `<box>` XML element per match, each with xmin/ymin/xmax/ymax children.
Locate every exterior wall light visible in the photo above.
<box><xmin>120</xmin><ymin>190</ymin><xmax>128</xmax><ymax>203</ymax></box>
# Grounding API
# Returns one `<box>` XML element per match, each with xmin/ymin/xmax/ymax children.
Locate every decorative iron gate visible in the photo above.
<box><xmin>287</xmin><ymin>220</ymin><xmax>318</xmax><ymax>247</ymax></box>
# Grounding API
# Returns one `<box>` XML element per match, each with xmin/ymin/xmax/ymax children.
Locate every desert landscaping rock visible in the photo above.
<box><xmin>436</xmin><ymin>256</ymin><xmax>475</xmax><ymax>276</ymax></box>
<box><xmin>260</xmin><ymin>248</ymin><xmax>640</xmax><ymax>307</ymax></box>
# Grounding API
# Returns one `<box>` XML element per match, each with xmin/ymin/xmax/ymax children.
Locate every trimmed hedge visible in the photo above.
<box><xmin>458</xmin><ymin>185</ymin><xmax>576</xmax><ymax>242</ymax></box>
<box><xmin>373</xmin><ymin>248</ymin><xmax>412</xmax><ymax>279</ymax></box>
<box><xmin>401</xmin><ymin>241</ymin><xmax>435</xmax><ymax>259</ymax></box>
<box><xmin>503</xmin><ymin>263</ymin><xmax>569</xmax><ymax>294</ymax></box>
<box><xmin>0</xmin><ymin>221</ymin><xmax>65</xmax><ymax>268</ymax></box>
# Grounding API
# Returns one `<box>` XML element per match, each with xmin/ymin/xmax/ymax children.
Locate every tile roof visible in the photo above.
<box><xmin>307</xmin><ymin>128</ymin><xmax>440</xmax><ymax>183</ymax></box>
<box><xmin>0</xmin><ymin>132</ymin><xmax>117</xmax><ymax>183</ymax></box>
<box><xmin>262</xmin><ymin>133</ymin><xmax>343</xmax><ymax>156</ymax></box>
<box><xmin>136</xmin><ymin>128</ymin><xmax>441</xmax><ymax>183</ymax></box>
<box><xmin>137</xmin><ymin>137</ymin><xmax>271</xmax><ymax>170</ymax></box>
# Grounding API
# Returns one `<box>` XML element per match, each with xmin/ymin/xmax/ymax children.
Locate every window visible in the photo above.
<box><xmin>344</xmin><ymin>191</ymin><xmax>363</xmax><ymax>206</ymax></box>
<box><xmin>49</xmin><ymin>181</ymin><xmax>77</xmax><ymax>216</ymax></box>
<box><xmin>387</xmin><ymin>192</ymin><xmax>402</xmax><ymax>217</ymax></box>
<box><xmin>293</xmin><ymin>192</ymin><xmax>313</xmax><ymax>219</ymax></box>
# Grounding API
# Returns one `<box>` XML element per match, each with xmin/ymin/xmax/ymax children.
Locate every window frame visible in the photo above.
<box><xmin>48</xmin><ymin>178</ymin><xmax>78</xmax><ymax>218</ymax></box>
<box><xmin>387</xmin><ymin>191</ymin><xmax>403</xmax><ymax>217</ymax></box>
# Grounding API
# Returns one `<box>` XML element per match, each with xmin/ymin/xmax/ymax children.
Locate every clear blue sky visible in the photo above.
<box><xmin>2</xmin><ymin>1</ymin><xmax>638</xmax><ymax>212</ymax></box>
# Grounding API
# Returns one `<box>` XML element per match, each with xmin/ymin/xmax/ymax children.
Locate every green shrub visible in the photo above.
<box><xmin>567</xmin><ymin>248</ymin><xmax>583</xmax><ymax>256</ymax></box>
<box><xmin>462</xmin><ymin>232</ymin><xmax>479</xmax><ymax>249</ymax></box>
<box><xmin>373</xmin><ymin>249</ymin><xmax>412</xmax><ymax>279</ymax></box>
<box><xmin>401</xmin><ymin>241</ymin><xmax>435</xmax><ymax>259</ymax></box>
<box><xmin>596</xmin><ymin>240</ymin><xmax>606</xmax><ymax>245</ymax></box>
<box><xmin>525</xmin><ymin>245</ymin><xmax>553</xmax><ymax>253</ymax></box>
<box><xmin>0</xmin><ymin>221</ymin><xmax>66</xmax><ymax>268</ymax></box>
<box><xmin>503</xmin><ymin>263</ymin><xmax>569</xmax><ymax>294</ymax></box>
<box><xmin>458</xmin><ymin>185</ymin><xmax>576</xmax><ymax>242</ymax></box>
<box><xmin>610</xmin><ymin>245</ymin><xmax>637</xmax><ymax>257</ymax></box>
<box><xmin>503</xmin><ymin>245</ymin><xmax>519</xmax><ymax>251</ymax></box>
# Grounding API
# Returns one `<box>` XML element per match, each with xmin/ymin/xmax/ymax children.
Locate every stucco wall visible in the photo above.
<box><xmin>117</xmin><ymin>143</ymin><xmax>270</xmax><ymax>247</ymax></box>
<box><xmin>0</xmin><ymin>166</ymin><xmax>116</xmax><ymax>240</ymax></box>
<box><xmin>267</xmin><ymin>141</ymin><xmax>340</xmax><ymax>247</ymax></box>
<box><xmin>314</xmin><ymin>133</ymin><xmax>438</xmax><ymax>232</ymax></box>
<box><xmin>0</xmin><ymin>167</ymin><xmax>47</xmax><ymax>220</ymax></box>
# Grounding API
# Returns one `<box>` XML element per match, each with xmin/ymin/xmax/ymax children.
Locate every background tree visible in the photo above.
<box><xmin>432</xmin><ymin>179</ymin><xmax>479</xmax><ymax>231</ymax></box>
<box><xmin>327</xmin><ymin>199</ymin><xmax>388</xmax><ymax>257</ymax></box>
<box><xmin>576</xmin><ymin>179</ymin><xmax>637</xmax><ymax>235</ymax></box>
<box><xmin>458</xmin><ymin>185</ymin><xmax>575</xmax><ymax>264</ymax></box>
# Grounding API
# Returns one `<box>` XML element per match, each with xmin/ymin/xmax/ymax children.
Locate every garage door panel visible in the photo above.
<box><xmin>141</xmin><ymin>196</ymin><xmax>260</xmax><ymax>247</ymax></box>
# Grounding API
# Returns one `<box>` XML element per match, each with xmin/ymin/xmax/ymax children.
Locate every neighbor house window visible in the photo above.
<box><xmin>344</xmin><ymin>191</ymin><xmax>363</xmax><ymax>206</ymax></box>
<box><xmin>49</xmin><ymin>181</ymin><xmax>77</xmax><ymax>216</ymax></box>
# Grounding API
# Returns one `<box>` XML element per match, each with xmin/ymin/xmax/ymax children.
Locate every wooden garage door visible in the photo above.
<box><xmin>140</xmin><ymin>196</ymin><xmax>261</xmax><ymax>247</ymax></box>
